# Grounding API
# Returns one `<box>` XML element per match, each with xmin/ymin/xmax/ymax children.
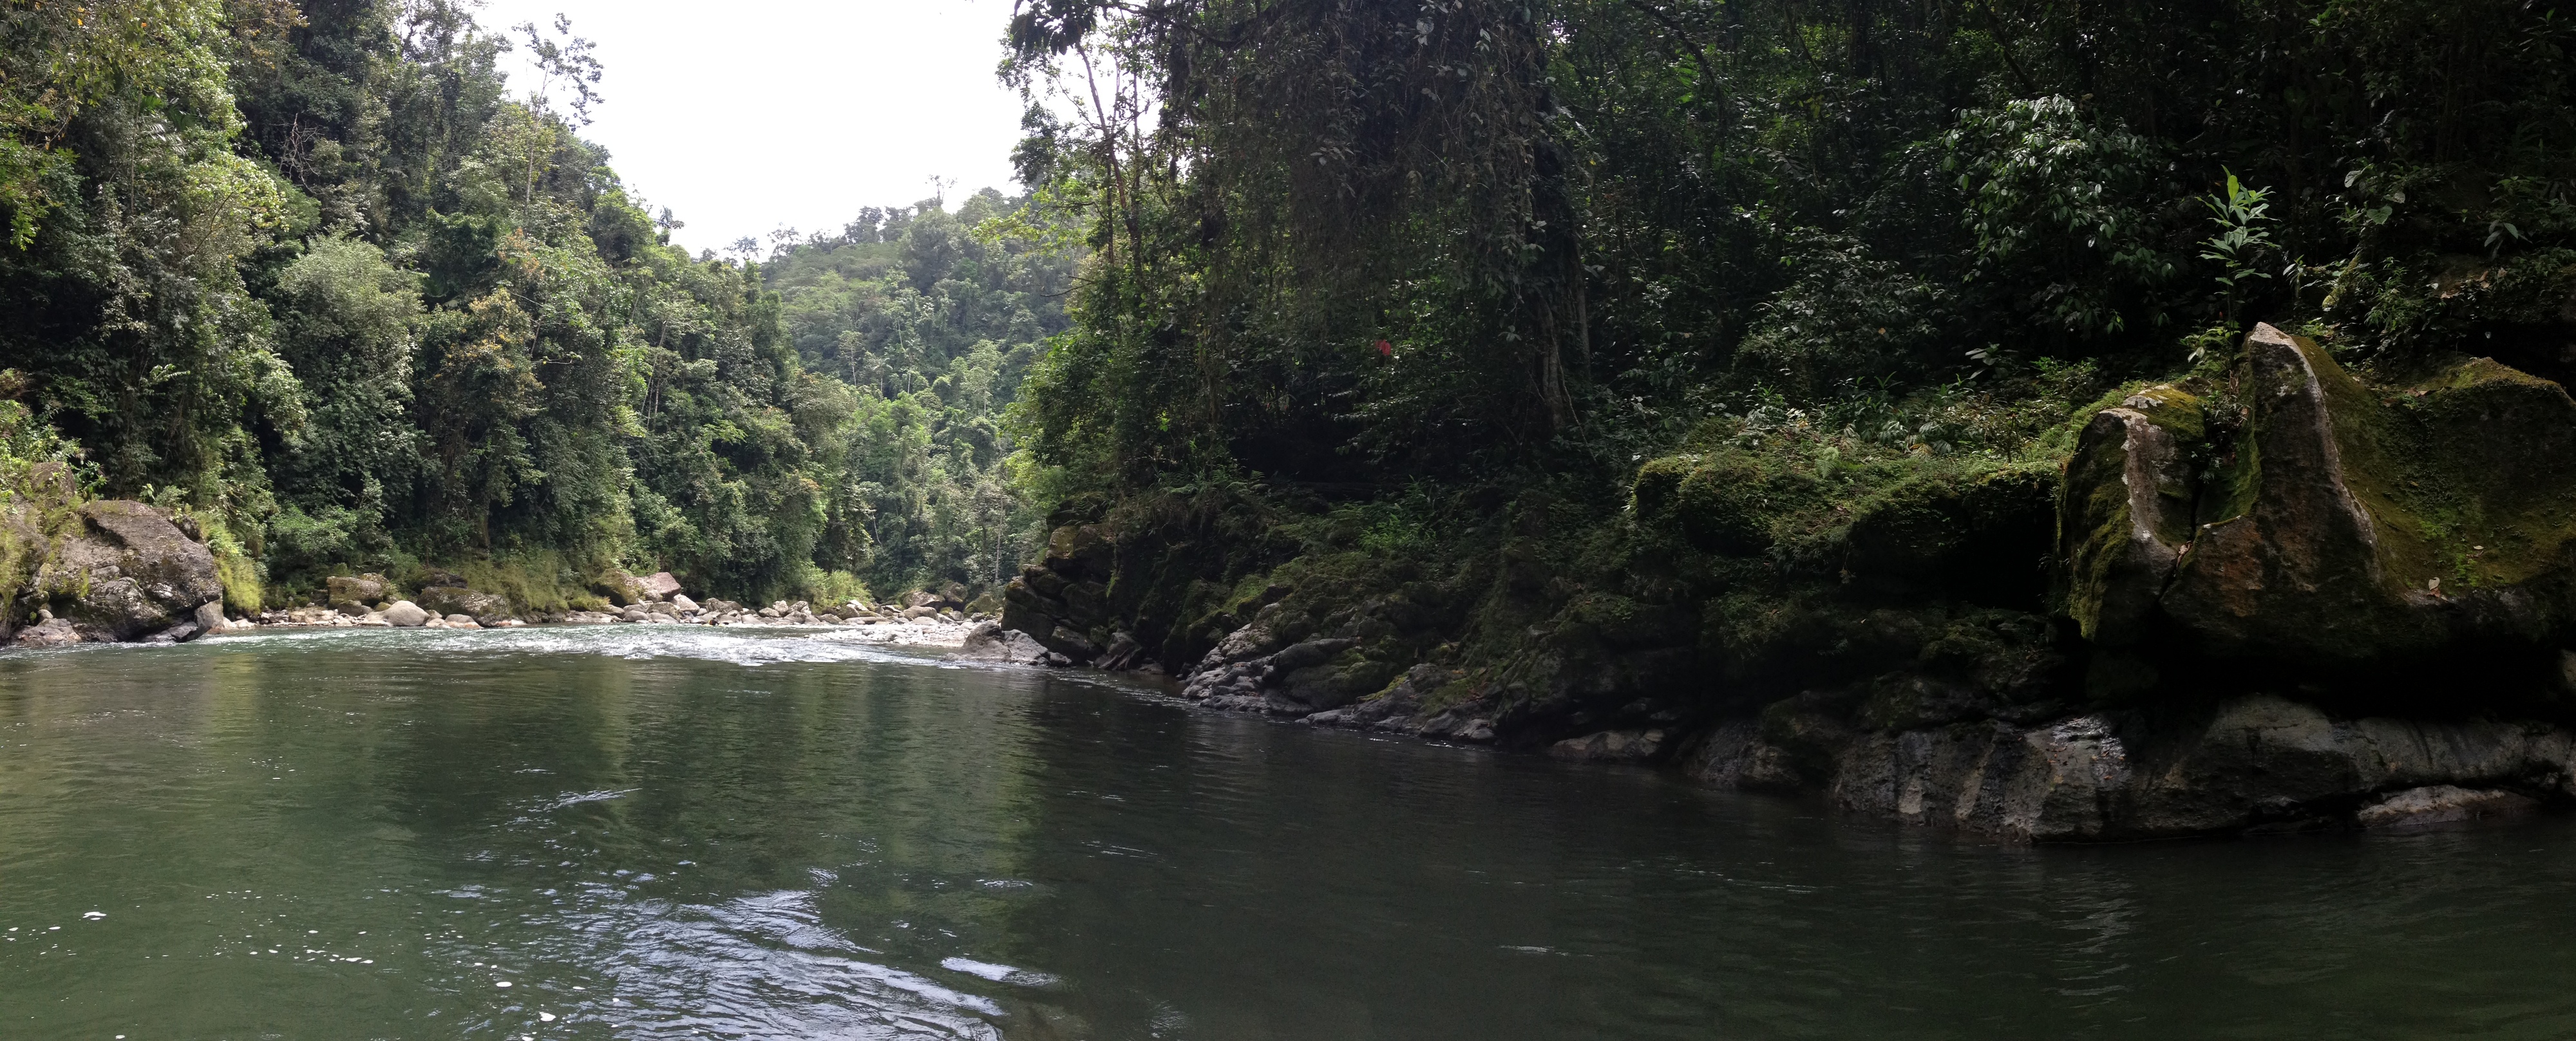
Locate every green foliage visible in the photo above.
<box><xmin>1004</xmin><ymin>0</ymin><xmax>2576</xmax><ymax>506</ymax></box>
<box><xmin>2199</xmin><ymin>171</ymin><xmax>2279</xmax><ymax>318</ymax></box>
<box><xmin>0</xmin><ymin>1</ymin><xmax>1073</xmax><ymax>612</ymax></box>
<box><xmin>1947</xmin><ymin>96</ymin><xmax>2181</xmax><ymax>340</ymax></box>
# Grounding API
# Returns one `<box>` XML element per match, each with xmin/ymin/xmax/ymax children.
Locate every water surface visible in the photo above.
<box><xmin>5</xmin><ymin>626</ymin><xmax>2574</xmax><ymax>1039</ymax></box>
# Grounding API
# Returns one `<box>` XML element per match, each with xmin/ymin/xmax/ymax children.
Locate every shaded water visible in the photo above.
<box><xmin>5</xmin><ymin>627</ymin><xmax>2576</xmax><ymax>1040</ymax></box>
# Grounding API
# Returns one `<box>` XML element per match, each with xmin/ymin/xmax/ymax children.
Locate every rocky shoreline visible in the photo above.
<box><xmin>985</xmin><ymin>325</ymin><xmax>2576</xmax><ymax>842</ymax></box>
<box><xmin>2</xmin><ymin>503</ymin><xmax>1005</xmax><ymax>652</ymax></box>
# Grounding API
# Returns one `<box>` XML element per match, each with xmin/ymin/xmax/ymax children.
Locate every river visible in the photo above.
<box><xmin>4</xmin><ymin>626</ymin><xmax>2574</xmax><ymax>1039</ymax></box>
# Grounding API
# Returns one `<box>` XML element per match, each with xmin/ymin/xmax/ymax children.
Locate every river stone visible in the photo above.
<box><xmin>956</xmin><ymin>623</ymin><xmax>1057</xmax><ymax>666</ymax></box>
<box><xmin>671</xmin><ymin>594</ymin><xmax>699</xmax><ymax>614</ymax></box>
<box><xmin>598</xmin><ymin>568</ymin><xmax>651</xmax><ymax>606</ymax></box>
<box><xmin>381</xmin><ymin>601</ymin><xmax>430</xmax><ymax>628</ymax></box>
<box><xmin>327</xmin><ymin>574</ymin><xmax>390</xmax><ymax>609</ymax></box>
<box><xmin>194</xmin><ymin>601</ymin><xmax>228</xmax><ymax>633</ymax></box>
<box><xmin>1813</xmin><ymin>692</ymin><xmax>2576</xmax><ymax>840</ymax></box>
<box><xmin>13</xmin><ymin>615</ymin><xmax>80</xmax><ymax>648</ymax></box>
<box><xmin>1548</xmin><ymin>729</ymin><xmax>1672</xmax><ymax>764</ymax></box>
<box><xmin>417</xmin><ymin>586</ymin><xmax>509</xmax><ymax>624</ymax></box>
<box><xmin>2356</xmin><ymin>785</ymin><xmax>2543</xmax><ymax>829</ymax></box>
<box><xmin>639</xmin><ymin>572</ymin><xmax>683</xmax><ymax>601</ymax></box>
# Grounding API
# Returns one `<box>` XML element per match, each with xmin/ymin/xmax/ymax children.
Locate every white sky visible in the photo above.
<box><xmin>469</xmin><ymin>0</ymin><xmax>1029</xmax><ymax>255</ymax></box>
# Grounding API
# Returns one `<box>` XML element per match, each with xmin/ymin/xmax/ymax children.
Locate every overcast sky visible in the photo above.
<box><xmin>469</xmin><ymin>0</ymin><xmax>1028</xmax><ymax>254</ymax></box>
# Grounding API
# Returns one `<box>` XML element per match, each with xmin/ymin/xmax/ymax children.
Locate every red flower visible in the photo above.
<box><xmin>1376</xmin><ymin>339</ymin><xmax>1393</xmax><ymax>357</ymax></box>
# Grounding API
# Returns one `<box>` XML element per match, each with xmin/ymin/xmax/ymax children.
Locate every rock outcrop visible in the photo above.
<box><xmin>19</xmin><ymin>501</ymin><xmax>224</xmax><ymax>644</ymax></box>
<box><xmin>1680</xmin><ymin>694</ymin><xmax>2576</xmax><ymax>841</ymax></box>
<box><xmin>908</xmin><ymin>326</ymin><xmax>2576</xmax><ymax>841</ymax></box>
<box><xmin>2064</xmin><ymin>323</ymin><xmax>2576</xmax><ymax>697</ymax></box>
<box><xmin>1001</xmin><ymin>521</ymin><xmax>1121</xmax><ymax>666</ymax></box>
<box><xmin>954</xmin><ymin>622</ymin><xmax>1062</xmax><ymax>666</ymax></box>
<box><xmin>1666</xmin><ymin>324</ymin><xmax>2576</xmax><ymax>839</ymax></box>
<box><xmin>417</xmin><ymin>586</ymin><xmax>511</xmax><ymax>626</ymax></box>
<box><xmin>327</xmin><ymin>573</ymin><xmax>390</xmax><ymax>614</ymax></box>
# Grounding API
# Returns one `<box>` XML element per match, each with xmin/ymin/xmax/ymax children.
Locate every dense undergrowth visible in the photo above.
<box><xmin>979</xmin><ymin>0</ymin><xmax>2576</xmax><ymax>724</ymax></box>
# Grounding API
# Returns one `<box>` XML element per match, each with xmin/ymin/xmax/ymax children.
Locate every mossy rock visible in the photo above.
<box><xmin>2056</xmin><ymin>386</ymin><xmax>2206</xmax><ymax>642</ymax></box>
<box><xmin>1842</xmin><ymin>462</ymin><xmax>2060</xmax><ymax>605</ymax></box>
<box><xmin>1633</xmin><ymin>450</ymin><xmax>1797</xmax><ymax>554</ymax></box>
<box><xmin>2119</xmin><ymin>324</ymin><xmax>2576</xmax><ymax>683</ymax></box>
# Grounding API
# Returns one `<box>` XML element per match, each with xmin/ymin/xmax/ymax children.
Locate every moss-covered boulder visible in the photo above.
<box><xmin>28</xmin><ymin>501</ymin><xmax>225</xmax><ymax>642</ymax></box>
<box><xmin>1842</xmin><ymin>464</ymin><xmax>2059</xmax><ymax>603</ymax></box>
<box><xmin>2057</xmin><ymin>386</ymin><xmax>2204</xmax><ymax>645</ymax></box>
<box><xmin>1631</xmin><ymin>451</ymin><xmax>1786</xmax><ymax>554</ymax></box>
<box><xmin>2061</xmin><ymin>323</ymin><xmax>2576</xmax><ymax>679</ymax></box>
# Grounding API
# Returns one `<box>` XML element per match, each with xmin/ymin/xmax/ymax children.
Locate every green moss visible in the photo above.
<box><xmin>2219</xmin><ymin>332</ymin><xmax>2576</xmax><ymax>594</ymax></box>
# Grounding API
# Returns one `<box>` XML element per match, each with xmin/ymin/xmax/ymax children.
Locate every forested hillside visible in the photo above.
<box><xmin>759</xmin><ymin>191</ymin><xmax>1073</xmax><ymax>596</ymax></box>
<box><xmin>1001</xmin><ymin>0</ymin><xmax>2572</xmax><ymax>489</ymax></box>
<box><xmin>987</xmin><ymin>0</ymin><xmax>2576</xmax><ymax>799</ymax></box>
<box><xmin>0</xmin><ymin>0</ymin><xmax>1059</xmax><ymax>614</ymax></box>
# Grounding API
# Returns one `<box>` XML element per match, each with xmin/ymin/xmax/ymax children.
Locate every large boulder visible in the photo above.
<box><xmin>2060</xmin><ymin>324</ymin><xmax>2576</xmax><ymax>689</ymax></box>
<box><xmin>30</xmin><ymin>501</ymin><xmax>224</xmax><ymax>642</ymax></box>
<box><xmin>14</xmin><ymin>614</ymin><xmax>80</xmax><ymax>648</ymax></box>
<box><xmin>596</xmin><ymin>568</ymin><xmax>651</xmax><ymax>606</ymax></box>
<box><xmin>417</xmin><ymin>586</ymin><xmax>511</xmax><ymax>624</ymax></box>
<box><xmin>381</xmin><ymin>601</ymin><xmax>431</xmax><ymax>628</ymax></box>
<box><xmin>327</xmin><ymin>573</ymin><xmax>390</xmax><ymax>613</ymax></box>
<box><xmin>639</xmin><ymin>571</ymin><xmax>683</xmax><ymax>601</ymax></box>
<box><xmin>955</xmin><ymin>622</ymin><xmax>1061</xmax><ymax>665</ymax></box>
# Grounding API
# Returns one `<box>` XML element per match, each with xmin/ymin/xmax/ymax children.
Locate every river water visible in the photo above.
<box><xmin>5</xmin><ymin>627</ymin><xmax>2575</xmax><ymax>1040</ymax></box>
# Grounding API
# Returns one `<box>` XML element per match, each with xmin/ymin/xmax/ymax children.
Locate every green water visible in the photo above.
<box><xmin>5</xmin><ymin>626</ymin><xmax>2576</xmax><ymax>1040</ymax></box>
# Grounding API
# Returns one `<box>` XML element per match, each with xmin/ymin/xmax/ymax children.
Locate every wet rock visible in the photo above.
<box><xmin>956</xmin><ymin>623</ymin><xmax>1058</xmax><ymax>666</ymax></box>
<box><xmin>1046</xmin><ymin>624</ymin><xmax>1099</xmax><ymax>661</ymax></box>
<box><xmin>1547</xmin><ymin>729</ymin><xmax>1672</xmax><ymax>764</ymax></box>
<box><xmin>444</xmin><ymin>614</ymin><xmax>480</xmax><ymax>629</ymax></box>
<box><xmin>1677</xmin><ymin>720</ymin><xmax>1765</xmax><ymax>787</ymax></box>
<box><xmin>144</xmin><ymin>621</ymin><xmax>202</xmax><ymax>644</ymax></box>
<box><xmin>2356</xmin><ymin>785</ymin><xmax>2543</xmax><ymax>830</ymax></box>
<box><xmin>194</xmin><ymin>601</ymin><xmax>229</xmax><ymax>634</ymax></box>
<box><xmin>621</xmin><ymin>607</ymin><xmax>651</xmax><ymax>623</ymax></box>
<box><xmin>381</xmin><ymin>601</ymin><xmax>430</xmax><ymax>628</ymax></box>
<box><xmin>1811</xmin><ymin>693</ymin><xmax>2576</xmax><ymax>840</ymax></box>
<box><xmin>1416</xmin><ymin>710</ymin><xmax>1497</xmax><ymax>744</ymax></box>
<box><xmin>15</xmin><ymin>615</ymin><xmax>79</xmax><ymax>647</ymax></box>
<box><xmin>1095</xmin><ymin>632</ymin><xmax>1148</xmax><ymax>671</ymax></box>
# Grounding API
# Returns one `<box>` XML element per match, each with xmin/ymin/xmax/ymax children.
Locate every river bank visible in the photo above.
<box><xmin>990</xmin><ymin>325</ymin><xmax>2576</xmax><ymax>842</ymax></box>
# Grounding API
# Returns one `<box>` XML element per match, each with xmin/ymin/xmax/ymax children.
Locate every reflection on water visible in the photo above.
<box><xmin>5</xmin><ymin>628</ymin><xmax>2576</xmax><ymax>1039</ymax></box>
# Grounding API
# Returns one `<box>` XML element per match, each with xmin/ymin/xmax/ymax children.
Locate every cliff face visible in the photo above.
<box><xmin>997</xmin><ymin>326</ymin><xmax>2576</xmax><ymax>839</ymax></box>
